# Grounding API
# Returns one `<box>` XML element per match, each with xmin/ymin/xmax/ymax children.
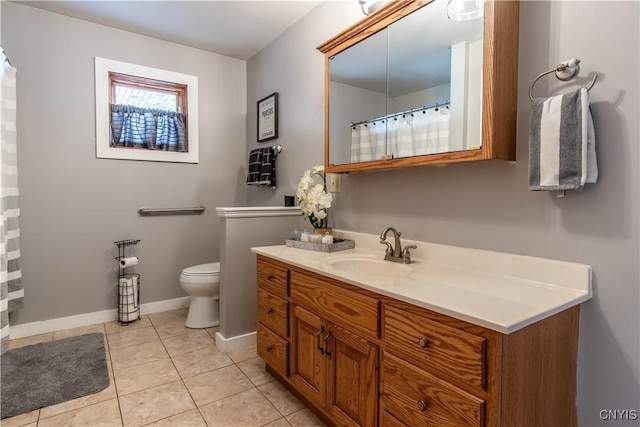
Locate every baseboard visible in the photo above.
<box><xmin>9</xmin><ymin>296</ymin><xmax>190</xmax><ymax>339</ymax></box>
<box><xmin>215</xmin><ymin>330</ymin><xmax>256</xmax><ymax>353</ymax></box>
<box><xmin>139</xmin><ymin>296</ymin><xmax>190</xmax><ymax>315</ymax></box>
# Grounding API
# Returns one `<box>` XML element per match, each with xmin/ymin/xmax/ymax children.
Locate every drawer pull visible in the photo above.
<box><xmin>265</xmin><ymin>344</ymin><xmax>273</xmax><ymax>352</ymax></box>
<box><xmin>417</xmin><ymin>400</ymin><xmax>428</xmax><ymax>412</ymax></box>
<box><xmin>323</xmin><ymin>331</ymin><xmax>333</xmax><ymax>358</ymax></box>
<box><xmin>317</xmin><ymin>326</ymin><xmax>325</xmax><ymax>355</ymax></box>
<box><xmin>266</xmin><ymin>308</ymin><xmax>274</xmax><ymax>315</ymax></box>
<box><xmin>418</xmin><ymin>337</ymin><xmax>429</xmax><ymax>348</ymax></box>
<box><xmin>267</xmin><ymin>274</ymin><xmax>273</xmax><ymax>280</ymax></box>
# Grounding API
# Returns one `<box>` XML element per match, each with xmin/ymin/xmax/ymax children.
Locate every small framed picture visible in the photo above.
<box><xmin>257</xmin><ymin>92</ymin><xmax>278</xmax><ymax>142</ymax></box>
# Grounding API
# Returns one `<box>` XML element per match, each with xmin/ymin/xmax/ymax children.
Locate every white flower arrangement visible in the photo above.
<box><xmin>296</xmin><ymin>165</ymin><xmax>333</xmax><ymax>229</ymax></box>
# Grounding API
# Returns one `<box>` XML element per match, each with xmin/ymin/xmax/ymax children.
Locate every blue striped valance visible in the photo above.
<box><xmin>110</xmin><ymin>104</ymin><xmax>187</xmax><ymax>152</ymax></box>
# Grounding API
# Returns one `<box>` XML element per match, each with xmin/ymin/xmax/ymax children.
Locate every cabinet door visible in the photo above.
<box><xmin>326</xmin><ymin>323</ymin><xmax>378</xmax><ymax>427</ymax></box>
<box><xmin>291</xmin><ymin>305</ymin><xmax>326</xmax><ymax>408</ymax></box>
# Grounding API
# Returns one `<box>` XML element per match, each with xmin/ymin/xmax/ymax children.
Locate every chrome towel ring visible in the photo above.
<box><xmin>529</xmin><ymin>58</ymin><xmax>598</xmax><ymax>101</ymax></box>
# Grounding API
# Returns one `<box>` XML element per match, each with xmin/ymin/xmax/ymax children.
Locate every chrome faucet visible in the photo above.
<box><xmin>379</xmin><ymin>227</ymin><xmax>417</xmax><ymax>264</ymax></box>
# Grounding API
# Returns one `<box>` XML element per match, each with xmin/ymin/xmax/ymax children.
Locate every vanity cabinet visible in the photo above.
<box><xmin>256</xmin><ymin>258</ymin><xmax>290</xmax><ymax>378</ymax></box>
<box><xmin>255</xmin><ymin>255</ymin><xmax>580</xmax><ymax>427</ymax></box>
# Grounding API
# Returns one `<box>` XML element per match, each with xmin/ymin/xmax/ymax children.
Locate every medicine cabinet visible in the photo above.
<box><xmin>317</xmin><ymin>0</ymin><xmax>520</xmax><ymax>173</ymax></box>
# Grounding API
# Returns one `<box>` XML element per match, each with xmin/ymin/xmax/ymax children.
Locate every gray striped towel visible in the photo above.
<box><xmin>529</xmin><ymin>87</ymin><xmax>597</xmax><ymax>191</ymax></box>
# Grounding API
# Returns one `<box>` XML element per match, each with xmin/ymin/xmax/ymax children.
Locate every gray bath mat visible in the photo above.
<box><xmin>1</xmin><ymin>332</ymin><xmax>109</xmax><ymax>419</ymax></box>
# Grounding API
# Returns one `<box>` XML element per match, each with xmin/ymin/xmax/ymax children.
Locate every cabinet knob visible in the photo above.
<box><xmin>417</xmin><ymin>400</ymin><xmax>428</xmax><ymax>412</ymax></box>
<box><xmin>266</xmin><ymin>274</ymin><xmax>273</xmax><ymax>280</ymax></box>
<box><xmin>265</xmin><ymin>344</ymin><xmax>273</xmax><ymax>352</ymax></box>
<box><xmin>418</xmin><ymin>337</ymin><xmax>429</xmax><ymax>348</ymax></box>
<box><xmin>266</xmin><ymin>308</ymin><xmax>274</xmax><ymax>315</ymax></box>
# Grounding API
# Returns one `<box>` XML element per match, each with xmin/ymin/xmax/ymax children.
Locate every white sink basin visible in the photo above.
<box><xmin>323</xmin><ymin>255</ymin><xmax>414</xmax><ymax>278</ymax></box>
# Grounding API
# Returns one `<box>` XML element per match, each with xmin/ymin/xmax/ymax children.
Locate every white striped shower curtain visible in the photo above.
<box><xmin>1</xmin><ymin>48</ymin><xmax>23</xmax><ymax>354</ymax></box>
<box><xmin>351</xmin><ymin>106</ymin><xmax>450</xmax><ymax>162</ymax></box>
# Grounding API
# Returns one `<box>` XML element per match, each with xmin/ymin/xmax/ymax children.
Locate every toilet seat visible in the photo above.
<box><xmin>181</xmin><ymin>262</ymin><xmax>220</xmax><ymax>277</ymax></box>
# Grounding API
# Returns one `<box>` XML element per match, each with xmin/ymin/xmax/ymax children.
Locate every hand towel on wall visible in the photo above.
<box><xmin>529</xmin><ymin>87</ymin><xmax>597</xmax><ymax>191</ymax></box>
<box><xmin>258</xmin><ymin>146</ymin><xmax>277</xmax><ymax>189</ymax></box>
<box><xmin>246</xmin><ymin>148</ymin><xmax>263</xmax><ymax>185</ymax></box>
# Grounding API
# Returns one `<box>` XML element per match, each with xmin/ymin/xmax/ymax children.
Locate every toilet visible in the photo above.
<box><xmin>179</xmin><ymin>262</ymin><xmax>220</xmax><ymax>328</ymax></box>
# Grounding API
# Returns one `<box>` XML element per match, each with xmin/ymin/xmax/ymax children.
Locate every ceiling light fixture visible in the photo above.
<box><xmin>447</xmin><ymin>0</ymin><xmax>484</xmax><ymax>21</ymax></box>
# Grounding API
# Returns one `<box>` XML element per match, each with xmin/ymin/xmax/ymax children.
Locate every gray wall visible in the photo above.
<box><xmin>2</xmin><ymin>2</ymin><xmax>248</xmax><ymax>324</ymax></box>
<box><xmin>246</xmin><ymin>1</ymin><xmax>639</xmax><ymax>425</ymax></box>
<box><xmin>246</xmin><ymin>2</ymin><xmax>363</xmax><ymax>208</ymax></box>
<box><xmin>218</xmin><ymin>213</ymin><xmax>305</xmax><ymax>340</ymax></box>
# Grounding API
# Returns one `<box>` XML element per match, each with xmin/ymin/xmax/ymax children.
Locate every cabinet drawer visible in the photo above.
<box><xmin>381</xmin><ymin>352</ymin><xmax>484</xmax><ymax>427</ymax></box>
<box><xmin>380</xmin><ymin>411</ymin><xmax>408</xmax><ymax>427</ymax></box>
<box><xmin>290</xmin><ymin>271</ymin><xmax>379</xmax><ymax>338</ymax></box>
<box><xmin>257</xmin><ymin>258</ymin><xmax>289</xmax><ymax>299</ymax></box>
<box><xmin>257</xmin><ymin>324</ymin><xmax>289</xmax><ymax>378</ymax></box>
<box><xmin>383</xmin><ymin>304</ymin><xmax>486</xmax><ymax>390</ymax></box>
<box><xmin>257</xmin><ymin>287</ymin><xmax>289</xmax><ymax>338</ymax></box>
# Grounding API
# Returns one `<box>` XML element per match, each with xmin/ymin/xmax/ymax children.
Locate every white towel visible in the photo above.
<box><xmin>529</xmin><ymin>87</ymin><xmax>597</xmax><ymax>191</ymax></box>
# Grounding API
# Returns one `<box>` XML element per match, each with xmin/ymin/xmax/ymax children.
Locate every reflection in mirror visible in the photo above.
<box><xmin>328</xmin><ymin>0</ymin><xmax>484</xmax><ymax>165</ymax></box>
<box><xmin>329</xmin><ymin>28</ymin><xmax>388</xmax><ymax>165</ymax></box>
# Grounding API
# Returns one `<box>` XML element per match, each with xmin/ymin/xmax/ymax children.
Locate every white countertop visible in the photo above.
<box><xmin>251</xmin><ymin>230</ymin><xmax>592</xmax><ymax>334</ymax></box>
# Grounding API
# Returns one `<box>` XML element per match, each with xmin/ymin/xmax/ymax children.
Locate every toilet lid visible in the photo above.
<box><xmin>182</xmin><ymin>262</ymin><xmax>220</xmax><ymax>276</ymax></box>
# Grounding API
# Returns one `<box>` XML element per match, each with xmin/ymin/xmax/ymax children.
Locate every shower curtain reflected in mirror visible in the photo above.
<box><xmin>1</xmin><ymin>48</ymin><xmax>23</xmax><ymax>355</ymax></box>
<box><xmin>350</xmin><ymin>104</ymin><xmax>450</xmax><ymax>162</ymax></box>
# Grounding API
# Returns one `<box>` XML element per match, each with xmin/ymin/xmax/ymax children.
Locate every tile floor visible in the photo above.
<box><xmin>3</xmin><ymin>309</ymin><xmax>326</xmax><ymax>427</ymax></box>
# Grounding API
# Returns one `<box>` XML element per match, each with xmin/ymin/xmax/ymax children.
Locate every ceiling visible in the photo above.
<box><xmin>330</xmin><ymin>0</ymin><xmax>483</xmax><ymax>98</ymax></box>
<box><xmin>15</xmin><ymin>0</ymin><xmax>323</xmax><ymax>60</ymax></box>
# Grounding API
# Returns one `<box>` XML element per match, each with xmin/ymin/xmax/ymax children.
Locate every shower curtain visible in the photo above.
<box><xmin>351</xmin><ymin>105</ymin><xmax>450</xmax><ymax>162</ymax></box>
<box><xmin>1</xmin><ymin>48</ymin><xmax>23</xmax><ymax>355</ymax></box>
<box><xmin>350</xmin><ymin>120</ymin><xmax>386</xmax><ymax>162</ymax></box>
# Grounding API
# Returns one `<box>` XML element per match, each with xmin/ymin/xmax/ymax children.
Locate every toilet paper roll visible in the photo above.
<box><xmin>119</xmin><ymin>257</ymin><xmax>139</xmax><ymax>268</ymax></box>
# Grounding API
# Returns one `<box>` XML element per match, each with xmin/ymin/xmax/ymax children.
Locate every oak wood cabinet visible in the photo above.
<box><xmin>290</xmin><ymin>282</ymin><xmax>378</xmax><ymax>426</ymax></box>
<box><xmin>256</xmin><ymin>258</ymin><xmax>290</xmax><ymax>378</ymax></box>
<box><xmin>255</xmin><ymin>255</ymin><xmax>580</xmax><ymax>427</ymax></box>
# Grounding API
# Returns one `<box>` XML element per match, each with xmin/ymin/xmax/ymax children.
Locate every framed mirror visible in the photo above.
<box><xmin>318</xmin><ymin>0</ymin><xmax>520</xmax><ymax>173</ymax></box>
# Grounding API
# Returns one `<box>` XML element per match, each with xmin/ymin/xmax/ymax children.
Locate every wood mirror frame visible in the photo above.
<box><xmin>317</xmin><ymin>0</ymin><xmax>520</xmax><ymax>173</ymax></box>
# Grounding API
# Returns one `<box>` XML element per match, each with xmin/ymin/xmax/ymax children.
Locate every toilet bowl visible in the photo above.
<box><xmin>179</xmin><ymin>262</ymin><xmax>220</xmax><ymax>328</ymax></box>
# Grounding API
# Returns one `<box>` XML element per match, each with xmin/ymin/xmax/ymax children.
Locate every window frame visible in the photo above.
<box><xmin>95</xmin><ymin>57</ymin><xmax>199</xmax><ymax>163</ymax></box>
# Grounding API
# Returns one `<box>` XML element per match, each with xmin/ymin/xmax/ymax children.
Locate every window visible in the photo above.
<box><xmin>95</xmin><ymin>57</ymin><xmax>199</xmax><ymax>163</ymax></box>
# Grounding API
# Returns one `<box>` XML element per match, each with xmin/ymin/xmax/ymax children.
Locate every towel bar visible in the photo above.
<box><xmin>138</xmin><ymin>206</ymin><xmax>205</xmax><ymax>215</ymax></box>
<box><xmin>529</xmin><ymin>58</ymin><xmax>598</xmax><ymax>101</ymax></box>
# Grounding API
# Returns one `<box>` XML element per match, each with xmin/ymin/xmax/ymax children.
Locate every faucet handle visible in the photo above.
<box><xmin>380</xmin><ymin>240</ymin><xmax>394</xmax><ymax>255</ymax></box>
<box><xmin>401</xmin><ymin>244</ymin><xmax>417</xmax><ymax>263</ymax></box>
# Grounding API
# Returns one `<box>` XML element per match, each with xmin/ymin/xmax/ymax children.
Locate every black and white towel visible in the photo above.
<box><xmin>246</xmin><ymin>148</ymin><xmax>263</xmax><ymax>186</ymax></box>
<box><xmin>246</xmin><ymin>147</ymin><xmax>277</xmax><ymax>189</ymax></box>
<box><xmin>258</xmin><ymin>147</ymin><xmax>277</xmax><ymax>189</ymax></box>
<box><xmin>529</xmin><ymin>87</ymin><xmax>597</xmax><ymax>191</ymax></box>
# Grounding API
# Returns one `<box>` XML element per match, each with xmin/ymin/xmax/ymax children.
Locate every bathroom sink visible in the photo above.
<box><xmin>323</xmin><ymin>255</ymin><xmax>413</xmax><ymax>278</ymax></box>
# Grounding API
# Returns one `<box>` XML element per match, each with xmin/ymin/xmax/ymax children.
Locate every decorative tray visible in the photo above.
<box><xmin>285</xmin><ymin>238</ymin><xmax>355</xmax><ymax>253</ymax></box>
